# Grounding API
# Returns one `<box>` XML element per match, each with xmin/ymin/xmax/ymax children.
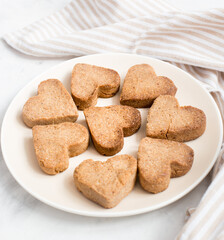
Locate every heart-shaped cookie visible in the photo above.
<box><xmin>138</xmin><ymin>137</ymin><xmax>194</xmax><ymax>193</ymax></box>
<box><xmin>84</xmin><ymin>105</ymin><xmax>141</xmax><ymax>156</ymax></box>
<box><xmin>33</xmin><ymin>122</ymin><xmax>89</xmax><ymax>175</ymax></box>
<box><xmin>23</xmin><ymin>79</ymin><xmax>78</xmax><ymax>128</ymax></box>
<box><xmin>120</xmin><ymin>64</ymin><xmax>177</xmax><ymax>108</ymax></box>
<box><xmin>71</xmin><ymin>63</ymin><xmax>120</xmax><ymax>110</ymax></box>
<box><xmin>74</xmin><ymin>154</ymin><xmax>137</xmax><ymax>208</ymax></box>
<box><xmin>146</xmin><ymin>95</ymin><xmax>206</xmax><ymax>142</ymax></box>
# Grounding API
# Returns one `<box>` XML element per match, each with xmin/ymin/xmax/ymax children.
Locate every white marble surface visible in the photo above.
<box><xmin>0</xmin><ymin>0</ymin><xmax>223</xmax><ymax>239</ymax></box>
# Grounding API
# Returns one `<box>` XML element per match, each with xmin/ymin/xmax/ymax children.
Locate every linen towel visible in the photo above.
<box><xmin>3</xmin><ymin>0</ymin><xmax>224</xmax><ymax>239</ymax></box>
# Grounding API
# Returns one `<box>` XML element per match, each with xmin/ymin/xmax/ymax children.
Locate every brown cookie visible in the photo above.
<box><xmin>71</xmin><ymin>63</ymin><xmax>120</xmax><ymax>110</ymax></box>
<box><xmin>120</xmin><ymin>64</ymin><xmax>177</xmax><ymax>108</ymax></box>
<box><xmin>33</xmin><ymin>122</ymin><xmax>89</xmax><ymax>175</ymax></box>
<box><xmin>23</xmin><ymin>79</ymin><xmax>78</xmax><ymax>128</ymax></box>
<box><xmin>146</xmin><ymin>95</ymin><xmax>206</xmax><ymax>142</ymax></box>
<box><xmin>138</xmin><ymin>137</ymin><xmax>194</xmax><ymax>193</ymax></box>
<box><xmin>74</xmin><ymin>154</ymin><xmax>137</xmax><ymax>208</ymax></box>
<box><xmin>84</xmin><ymin>105</ymin><xmax>141</xmax><ymax>156</ymax></box>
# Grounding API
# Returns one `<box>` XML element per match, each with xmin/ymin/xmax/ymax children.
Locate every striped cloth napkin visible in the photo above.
<box><xmin>3</xmin><ymin>0</ymin><xmax>224</xmax><ymax>239</ymax></box>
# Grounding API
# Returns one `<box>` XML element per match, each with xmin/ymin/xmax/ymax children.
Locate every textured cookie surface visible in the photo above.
<box><xmin>84</xmin><ymin>105</ymin><xmax>141</xmax><ymax>156</ymax></box>
<box><xmin>23</xmin><ymin>79</ymin><xmax>78</xmax><ymax>128</ymax></box>
<box><xmin>138</xmin><ymin>137</ymin><xmax>194</xmax><ymax>193</ymax></box>
<box><xmin>120</xmin><ymin>64</ymin><xmax>177</xmax><ymax>108</ymax></box>
<box><xmin>146</xmin><ymin>95</ymin><xmax>206</xmax><ymax>142</ymax></box>
<box><xmin>74</xmin><ymin>155</ymin><xmax>137</xmax><ymax>208</ymax></box>
<box><xmin>71</xmin><ymin>63</ymin><xmax>120</xmax><ymax>110</ymax></box>
<box><xmin>33</xmin><ymin>122</ymin><xmax>89</xmax><ymax>175</ymax></box>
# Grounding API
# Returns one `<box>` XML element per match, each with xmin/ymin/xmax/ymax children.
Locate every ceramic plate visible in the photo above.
<box><xmin>1</xmin><ymin>53</ymin><xmax>222</xmax><ymax>217</ymax></box>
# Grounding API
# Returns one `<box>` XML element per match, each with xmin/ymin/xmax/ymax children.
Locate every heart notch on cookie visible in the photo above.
<box><xmin>120</xmin><ymin>64</ymin><xmax>177</xmax><ymax>108</ymax></box>
<box><xmin>33</xmin><ymin>122</ymin><xmax>89</xmax><ymax>175</ymax></box>
<box><xmin>138</xmin><ymin>137</ymin><xmax>194</xmax><ymax>193</ymax></box>
<box><xmin>23</xmin><ymin>79</ymin><xmax>78</xmax><ymax>128</ymax></box>
<box><xmin>74</xmin><ymin>155</ymin><xmax>137</xmax><ymax>208</ymax></box>
<box><xmin>146</xmin><ymin>95</ymin><xmax>206</xmax><ymax>142</ymax></box>
<box><xmin>71</xmin><ymin>63</ymin><xmax>120</xmax><ymax>110</ymax></box>
<box><xmin>84</xmin><ymin>105</ymin><xmax>141</xmax><ymax>156</ymax></box>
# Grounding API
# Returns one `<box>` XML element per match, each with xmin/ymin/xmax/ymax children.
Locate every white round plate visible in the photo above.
<box><xmin>1</xmin><ymin>53</ymin><xmax>222</xmax><ymax>217</ymax></box>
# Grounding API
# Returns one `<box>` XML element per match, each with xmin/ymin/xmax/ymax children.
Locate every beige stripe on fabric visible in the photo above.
<box><xmin>86</xmin><ymin>0</ymin><xmax>106</xmax><ymax>26</ymax></box>
<box><xmin>176</xmin><ymin>166</ymin><xmax>224</xmax><ymax>239</ymax></box>
<box><xmin>64</xmin><ymin>5</ymin><xmax>86</xmax><ymax>30</ymax></box>
<box><xmin>185</xmin><ymin>196</ymin><xmax>224</xmax><ymax>239</ymax></box>
<box><xmin>136</xmin><ymin>36</ymin><xmax>211</xmax><ymax>59</ymax></box>
<box><xmin>96</xmin><ymin>1</ymin><xmax>119</xmax><ymax>23</ymax></box>
<box><xmin>136</xmin><ymin>46</ymin><xmax>224</xmax><ymax>70</ymax></box>
<box><xmin>70</xmin><ymin>1</ymin><xmax>93</xmax><ymax>29</ymax></box>
<box><xmin>141</xmin><ymin>31</ymin><xmax>224</xmax><ymax>59</ymax></box>
<box><xmin>159</xmin><ymin>25</ymin><xmax>224</xmax><ymax>48</ymax></box>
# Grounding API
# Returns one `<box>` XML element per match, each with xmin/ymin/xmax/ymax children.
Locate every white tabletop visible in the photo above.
<box><xmin>0</xmin><ymin>0</ymin><xmax>223</xmax><ymax>239</ymax></box>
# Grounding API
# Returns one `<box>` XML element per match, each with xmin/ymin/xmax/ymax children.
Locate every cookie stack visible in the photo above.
<box><xmin>22</xmin><ymin>63</ymin><xmax>206</xmax><ymax>208</ymax></box>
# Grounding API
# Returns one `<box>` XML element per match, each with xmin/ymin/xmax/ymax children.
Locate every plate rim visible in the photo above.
<box><xmin>1</xmin><ymin>53</ymin><xmax>223</xmax><ymax>217</ymax></box>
